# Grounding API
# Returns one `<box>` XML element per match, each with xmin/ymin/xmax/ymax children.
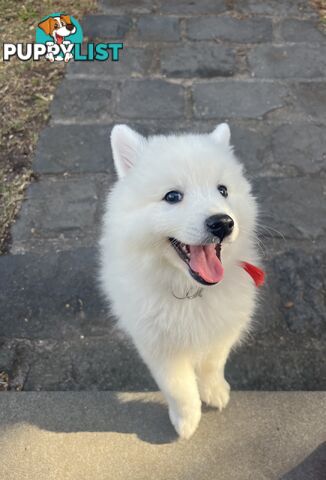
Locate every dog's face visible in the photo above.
<box><xmin>109</xmin><ymin>125</ymin><xmax>257</xmax><ymax>286</ymax></box>
<box><xmin>38</xmin><ymin>15</ymin><xmax>76</xmax><ymax>43</ymax></box>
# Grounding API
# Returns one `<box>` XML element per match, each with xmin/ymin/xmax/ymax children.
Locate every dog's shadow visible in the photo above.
<box><xmin>3</xmin><ymin>392</ymin><xmax>177</xmax><ymax>445</ymax></box>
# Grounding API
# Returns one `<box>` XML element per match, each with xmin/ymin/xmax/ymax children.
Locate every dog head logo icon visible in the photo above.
<box><xmin>38</xmin><ymin>15</ymin><xmax>76</xmax><ymax>44</ymax></box>
<box><xmin>36</xmin><ymin>13</ymin><xmax>83</xmax><ymax>62</ymax></box>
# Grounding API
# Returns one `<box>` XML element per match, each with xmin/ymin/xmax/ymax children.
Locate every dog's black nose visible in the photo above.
<box><xmin>66</xmin><ymin>23</ymin><xmax>74</xmax><ymax>31</ymax></box>
<box><xmin>205</xmin><ymin>214</ymin><xmax>234</xmax><ymax>241</ymax></box>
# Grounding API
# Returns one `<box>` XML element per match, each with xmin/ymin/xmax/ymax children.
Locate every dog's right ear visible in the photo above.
<box><xmin>111</xmin><ymin>125</ymin><xmax>146</xmax><ymax>178</ymax></box>
<box><xmin>211</xmin><ymin>123</ymin><xmax>231</xmax><ymax>146</ymax></box>
<box><xmin>38</xmin><ymin>17</ymin><xmax>53</xmax><ymax>36</ymax></box>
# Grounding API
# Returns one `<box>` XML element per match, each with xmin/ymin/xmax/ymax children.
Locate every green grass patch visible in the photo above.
<box><xmin>0</xmin><ymin>0</ymin><xmax>97</xmax><ymax>254</ymax></box>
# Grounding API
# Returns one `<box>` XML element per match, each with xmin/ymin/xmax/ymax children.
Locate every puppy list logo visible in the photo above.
<box><xmin>3</xmin><ymin>12</ymin><xmax>123</xmax><ymax>63</ymax></box>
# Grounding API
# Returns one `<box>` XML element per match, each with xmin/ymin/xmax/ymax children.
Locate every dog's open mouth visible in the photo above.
<box><xmin>55</xmin><ymin>34</ymin><xmax>64</xmax><ymax>44</ymax></box>
<box><xmin>169</xmin><ymin>238</ymin><xmax>224</xmax><ymax>285</ymax></box>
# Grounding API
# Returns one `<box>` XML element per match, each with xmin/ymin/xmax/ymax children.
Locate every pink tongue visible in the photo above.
<box><xmin>56</xmin><ymin>34</ymin><xmax>63</xmax><ymax>44</ymax></box>
<box><xmin>189</xmin><ymin>244</ymin><xmax>224</xmax><ymax>284</ymax></box>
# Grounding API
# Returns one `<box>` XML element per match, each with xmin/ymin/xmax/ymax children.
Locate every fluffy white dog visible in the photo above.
<box><xmin>99</xmin><ymin>123</ymin><xmax>264</xmax><ymax>439</ymax></box>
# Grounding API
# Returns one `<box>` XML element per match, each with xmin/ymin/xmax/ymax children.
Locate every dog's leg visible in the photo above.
<box><xmin>143</xmin><ymin>351</ymin><xmax>201</xmax><ymax>439</ymax></box>
<box><xmin>62</xmin><ymin>41</ymin><xmax>73</xmax><ymax>63</ymax></box>
<box><xmin>45</xmin><ymin>41</ymin><xmax>55</xmax><ymax>63</ymax></box>
<box><xmin>196</xmin><ymin>341</ymin><xmax>235</xmax><ymax>411</ymax></box>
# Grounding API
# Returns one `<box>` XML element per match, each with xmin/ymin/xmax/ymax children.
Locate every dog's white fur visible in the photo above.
<box><xmin>99</xmin><ymin>124</ymin><xmax>260</xmax><ymax>439</ymax></box>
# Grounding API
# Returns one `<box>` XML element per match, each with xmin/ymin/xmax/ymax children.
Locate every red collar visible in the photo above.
<box><xmin>240</xmin><ymin>261</ymin><xmax>265</xmax><ymax>287</ymax></box>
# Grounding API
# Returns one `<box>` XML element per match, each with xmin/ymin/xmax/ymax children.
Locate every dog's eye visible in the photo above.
<box><xmin>163</xmin><ymin>191</ymin><xmax>183</xmax><ymax>204</ymax></box>
<box><xmin>217</xmin><ymin>185</ymin><xmax>228</xmax><ymax>198</ymax></box>
<box><xmin>54</xmin><ymin>23</ymin><xmax>59</xmax><ymax>28</ymax></box>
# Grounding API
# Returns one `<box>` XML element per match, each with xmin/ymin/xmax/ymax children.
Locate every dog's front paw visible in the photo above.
<box><xmin>169</xmin><ymin>403</ymin><xmax>201</xmax><ymax>439</ymax></box>
<box><xmin>45</xmin><ymin>53</ymin><xmax>54</xmax><ymax>62</ymax></box>
<box><xmin>64</xmin><ymin>52</ymin><xmax>73</xmax><ymax>63</ymax></box>
<box><xmin>199</xmin><ymin>377</ymin><xmax>230</xmax><ymax>411</ymax></box>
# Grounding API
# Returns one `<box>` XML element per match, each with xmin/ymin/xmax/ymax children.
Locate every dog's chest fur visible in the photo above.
<box><xmin>108</xmin><ymin>258</ymin><xmax>257</xmax><ymax>354</ymax></box>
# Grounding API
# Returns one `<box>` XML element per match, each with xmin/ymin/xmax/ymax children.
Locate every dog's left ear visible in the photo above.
<box><xmin>211</xmin><ymin>123</ymin><xmax>231</xmax><ymax>146</ymax></box>
<box><xmin>111</xmin><ymin>125</ymin><xmax>146</xmax><ymax>179</ymax></box>
<box><xmin>61</xmin><ymin>14</ymin><xmax>72</xmax><ymax>25</ymax></box>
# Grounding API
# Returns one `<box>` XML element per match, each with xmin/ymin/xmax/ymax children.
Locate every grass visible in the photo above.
<box><xmin>0</xmin><ymin>371</ymin><xmax>9</xmax><ymax>391</ymax></box>
<box><xmin>0</xmin><ymin>0</ymin><xmax>97</xmax><ymax>254</ymax></box>
<box><xmin>311</xmin><ymin>0</ymin><xmax>326</xmax><ymax>29</ymax></box>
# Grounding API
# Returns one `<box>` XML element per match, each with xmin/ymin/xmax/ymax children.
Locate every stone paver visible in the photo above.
<box><xmin>248</xmin><ymin>44</ymin><xmax>326</xmax><ymax>78</ymax></box>
<box><xmin>50</xmin><ymin>79</ymin><xmax>114</xmax><ymax>121</ymax></box>
<box><xmin>0</xmin><ymin>392</ymin><xmax>325</xmax><ymax>479</ymax></box>
<box><xmin>253</xmin><ymin>176</ymin><xmax>326</xmax><ymax>240</ymax></box>
<box><xmin>187</xmin><ymin>16</ymin><xmax>273</xmax><ymax>43</ymax></box>
<box><xmin>0</xmin><ymin>248</ymin><xmax>107</xmax><ymax>340</ymax></box>
<box><xmin>271</xmin><ymin>123</ymin><xmax>326</xmax><ymax>175</ymax></box>
<box><xmin>278</xmin><ymin>19</ymin><xmax>326</xmax><ymax>43</ymax></box>
<box><xmin>10</xmin><ymin>176</ymin><xmax>110</xmax><ymax>251</ymax></box>
<box><xmin>83</xmin><ymin>15</ymin><xmax>132</xmax><ymax>39</ymax></box>
<box><xmin>0</xmin><ymin>0</ymin><xmax>325</xmax><ymax>391</ymax></box>
<box><xmin>117</xmin><ymin>79</ymin><xmax>186</xmax><ymax>118</ymax></box>
<box><xmin>292</xmin><ymin>81</ymin><xmax>326</xmax><ymax>117</ymax></box>
<box><xmin>136</xmin><ymin>15</ymin><xmax>180</xmax><ymax>42</ymax></box>
<box><xmin>34</xmin><ymin>125</ymin><xmax>114</xmax><ymax>174</ymax></box>
<box><xmin>67</xmin><ymin>47</ymin><xmax>153</xmax><ymax>78</ymax></box>
<box><xmin>160</xmin><ymin>0</ymin><xmax>228</xmax><ymax>14</ymax></box>
<box><xmin>161</xmin><ymin>44</ymin><xmax>237</xmax><ymax>78</ymax></box>
<box><xmin>100</xmin><ymin>0</ymin><xmax>154</xmax><ymax>15</ymax></box>
<box><xmin>232</xmin><ymin>0</ymin><xmax>317</xmax><ymax>16</ymax></box>
<box><xmin>193</xmin><ymin>81</ymin><xmax>289</xmax><ymax>119</ymax></box>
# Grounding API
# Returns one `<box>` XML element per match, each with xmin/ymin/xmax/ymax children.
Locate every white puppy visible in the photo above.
<box><xmin>99</xmin><ymin>124</ymin><xmax>264</xmax><ymax>439</ymax></box>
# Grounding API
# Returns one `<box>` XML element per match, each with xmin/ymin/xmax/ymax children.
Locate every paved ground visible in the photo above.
<box><xmin>0</xmin><ymin>392</ymin><xmax>325</xmax><ymax>479</ymax></box>
<box><xmin>0</xmin><ymin>0</ymin><xmax>325</xmax><ymax>391</ymax></box>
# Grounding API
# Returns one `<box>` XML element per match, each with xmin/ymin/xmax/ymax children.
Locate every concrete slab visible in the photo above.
<box><xmin>0</xmin><ymin>392</ymin><xmax>325</xmax><ymax>479</ymax></box>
